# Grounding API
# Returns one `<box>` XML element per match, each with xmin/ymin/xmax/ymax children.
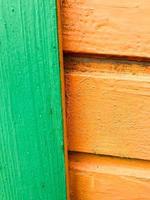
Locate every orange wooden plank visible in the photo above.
<box><xmin>69</xmin><ymin>152</ymin><xmax>150</xmax><ymax>200</ymax></box>
<box><xmin>65</xmin><ymin>57</ymin><xmax>150</xmax><ymax>160</ymax></box>
<box><xmin>62</xmin><ymin>0</ymin><xmax>150</xmax><ymax>58</ymax></box>
<box><xmin>64</xmin><ymin>56</ymin><xmax>150</xmax><ymax>75</ymax></box>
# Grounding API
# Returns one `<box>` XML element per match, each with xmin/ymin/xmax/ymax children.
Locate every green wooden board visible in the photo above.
<box><xmin>0</xmin><ymin>0</ymin><xmax>67</xmax><ymax>199</ymax></box>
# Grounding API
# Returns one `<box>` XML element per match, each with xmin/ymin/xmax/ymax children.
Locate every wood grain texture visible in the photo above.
<box><xmin>62</xmin><ymin>0</ymin><xmax>150</xmax><ymax>58</ymax></box>
<box><xmin>0</xmin><ymin>0</ymin><xmax>67</xmax><ymax>199</ymax></box>
<box><xmin>69</xmin><ymin>152</ymin><xmax>150</xmax><ymax>200</ymax></box>
<box><xmin>57</xmin><ymin>1</ymin><xmax>70</xmax><ymax>199</ymax></box>
<box><xmin>65</xmin><ymin>56</ymin><xmax>150</xmax><ymax>75</ymax></box>
<box><xmin>65</xmin><ymin>57</ymin><xmax>150</xmax><ymax>160</ymax></box>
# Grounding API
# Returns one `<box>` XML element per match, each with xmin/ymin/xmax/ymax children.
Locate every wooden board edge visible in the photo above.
<box><xmin>57</xmin><ymin>0</ymin><xmax>70</xmax><ymax>199</ymax></box>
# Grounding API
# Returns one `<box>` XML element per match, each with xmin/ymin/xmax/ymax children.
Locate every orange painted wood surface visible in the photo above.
<box><xmin>62</xmin><ymin>0</ymin><xmax>150</xmax><ymax>58</ymax></box>
<box><xmin>62</xmin><ymin>1</ymin><xmax>150</xmax><ymax>198</ymax></box>
<box><xmin>65</xmin><ymin>56</ymin><xmax>150</xmax><ymax>160</ymax></box>
<box><xmin>69</xmin><ymin>152</ymin><xmax>150</xmax><ymax>200</ymax></box>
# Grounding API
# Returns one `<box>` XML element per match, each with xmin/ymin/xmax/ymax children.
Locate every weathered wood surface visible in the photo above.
<box><xmin>65</xmin><ymin>56</ymin><xmax>150</xmax><ymax>160</ymax></box>
<box><xmin>62</xmin><ymin>0</ymin><xmax>150</xmax><ymax>58</ymax></box>
<box><xmin>0</xmin><ymin>0</ymin><xmax>67</xmax><ymax>199</ymax></box>
<box><xmin>69</xmin><ymin>152</ymin><xmax>150</xmax><ymax>200</ymax></box>
<box><xmin>62</xmin><ymin>0</ymin><xmax>150</xmax><ymax>198</ymax></box>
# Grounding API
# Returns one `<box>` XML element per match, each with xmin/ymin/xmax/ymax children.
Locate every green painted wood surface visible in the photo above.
<box><xmin>0</xmin><ymin>0</ymin><xmax>67</xmax><ymax>199</ymax></box>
